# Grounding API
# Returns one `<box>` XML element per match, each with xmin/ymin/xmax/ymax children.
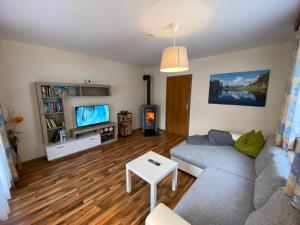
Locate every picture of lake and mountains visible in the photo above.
<box><xmin>208</xmin><ymin>70</ymin><xmax>270</xmax><ymax>107</ymax></box>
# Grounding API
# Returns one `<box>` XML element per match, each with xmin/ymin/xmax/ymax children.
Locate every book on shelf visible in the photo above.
<box><xmin>50</xmin><ymin>119</ymin><xmax>57</xmax><ymax>128</ymax></box>
<box><xmin>45</xmin><ymin>118</ymin><xmax>60</xmax><ymax>129</ymax></box>
<box><xmin>44</xmin><ymin>102</ymin><xmax>64</xmax><ymax>113</ymax></box>
<box><xmin>46</xmin><ymin>119</ymin><xmax>51</xmax><ymax>129</ymax></box>
<box><xmin>41</xmin><ymin>85</ymin><xmax>69</xmax><ymax>98</ymax></box>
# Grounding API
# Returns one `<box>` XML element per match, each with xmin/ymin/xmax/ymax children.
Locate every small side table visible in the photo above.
<box><xmin>125</xmin><ymin>151</ymin><xmax>178</xmax><ymax>211</ymax></box>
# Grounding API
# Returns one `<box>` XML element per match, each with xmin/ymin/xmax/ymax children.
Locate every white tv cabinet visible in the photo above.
<box><xmin>45</xmin><ymin>122</ymin><xmax>118</xmax><ymax>161</ymax></box>
<box><xmin>46</xmin><ymin>133</ymin><xmax>101</xmax><ymax>161</ymax></box>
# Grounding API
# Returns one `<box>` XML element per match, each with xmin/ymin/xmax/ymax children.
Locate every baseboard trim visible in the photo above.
<box><xmin>22</xmin><ymin>156</ymin><xmax>47</xmax><ymax>165</ymax></box>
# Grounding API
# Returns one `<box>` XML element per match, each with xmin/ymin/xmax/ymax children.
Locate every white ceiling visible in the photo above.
<box><xmin>0</xmin><ymin>0</ymin><xmax>299</xmax><ymax>67</ymax></box>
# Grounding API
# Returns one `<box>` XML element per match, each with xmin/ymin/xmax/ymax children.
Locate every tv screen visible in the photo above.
<box><xmin>75</xmin><ymin>104</ymin><xmax>110</xmax><ymax>128</ymax></box>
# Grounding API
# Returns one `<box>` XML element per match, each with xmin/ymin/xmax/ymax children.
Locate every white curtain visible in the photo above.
<box><xmin>0</xmin><ymin>135</ymin><xmax>12</xmax><ymax>221</ymax></box>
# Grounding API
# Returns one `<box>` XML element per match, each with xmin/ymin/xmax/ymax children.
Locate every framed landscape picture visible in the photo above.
<box><xmin>208</xmin><ymin>69</ymin><xmax>270</xmax><ymax>107</ymax></box>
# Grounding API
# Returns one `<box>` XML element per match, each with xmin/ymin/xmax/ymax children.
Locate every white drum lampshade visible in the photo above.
<box><xmin>160</xmin><ymin>45</ymin><xmax>189</xmax><ymax>72</ymax></box>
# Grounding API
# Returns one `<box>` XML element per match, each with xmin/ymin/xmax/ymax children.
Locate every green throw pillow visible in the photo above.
<box><xmin>234</xmin><ymin>130</ymin><xmax>264</xmax><ymax>158</ymax></box>
<box><xmin>234</xmin><ymin>130</ymin><xmax>255</xmax><ymax>146</ymax></box>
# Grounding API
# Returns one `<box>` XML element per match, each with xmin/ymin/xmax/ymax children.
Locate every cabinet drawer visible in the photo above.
<box><xmin>46</xmin><ymin>134</ymin><xmax>101</xmax><ymax>160</ymax></box>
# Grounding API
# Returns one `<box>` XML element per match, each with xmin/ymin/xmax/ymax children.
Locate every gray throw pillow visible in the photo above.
<box><xmin>245</xmin><ymin>187</ymin><xmax>300</xmax><ymax>225</ymax></box>
<box><xmin>186</xmin><ymin>135</ymin><xmax>209</xmax><ymax>145</ymax></box>
<box><xmin>208</xmin><ymin>129</ymin><xmax>234</xmax><ymax>146</ymax></box>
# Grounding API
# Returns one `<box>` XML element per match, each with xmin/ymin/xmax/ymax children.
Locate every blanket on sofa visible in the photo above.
<box><xmin>186</xmin><ymin>129</ymin><xmax>234</xmax><ymax>146</ymax></box>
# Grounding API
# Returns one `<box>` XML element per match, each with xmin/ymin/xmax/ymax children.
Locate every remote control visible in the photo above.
<box><xmin>148</xmin><ymin>159</ymin><xmax>160</xmax><ymax>166</ymax></box>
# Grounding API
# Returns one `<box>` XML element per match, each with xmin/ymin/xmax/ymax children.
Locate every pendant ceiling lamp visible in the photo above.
<box><xmin>160</xmin><ymin>21</ymin><xmax>189</xmax><ymax>73</ymax></box>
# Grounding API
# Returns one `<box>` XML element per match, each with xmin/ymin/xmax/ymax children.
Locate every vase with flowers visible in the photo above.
<box><xmin>6</xmin><ymin>114</ymin><xmax>24</xmax><ymax>169</ymax></box>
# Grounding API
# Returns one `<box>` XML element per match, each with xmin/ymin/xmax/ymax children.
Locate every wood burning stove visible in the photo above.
<box><xmin>142</xmin><ymin>75</ymin><xmax>158</xmax><ymax>136</ymax></box>
<box><xmin>142</xmin><ymin>105</ymin><xmax>157</xmax><ymax>136</ymax></box>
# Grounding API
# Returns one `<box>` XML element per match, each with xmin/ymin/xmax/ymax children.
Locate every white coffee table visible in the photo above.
<box><xmin>126</xmin><ymin>151</ymin><xmax>178</xmax><ymax>211</ymax></box>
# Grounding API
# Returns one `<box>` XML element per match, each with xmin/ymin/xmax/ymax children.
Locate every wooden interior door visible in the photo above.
<box><xmin>166</xmin><ymin>75</ymin><xmax>192</xmax><ymax>137</ymax></box>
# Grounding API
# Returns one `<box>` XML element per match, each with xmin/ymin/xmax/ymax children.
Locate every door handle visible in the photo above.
<box><xmin>185</xmin><ymin>104</ymin><xmax>189</xmax><ymax>111</ymax></box>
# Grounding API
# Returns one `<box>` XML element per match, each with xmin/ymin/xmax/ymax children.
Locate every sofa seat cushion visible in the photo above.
<box><xmin>255</xmin><ymin>135</ymin><xmax>287</xmax><ymax>176</ymax></box>
<box><xmin>245</xmin><ymin>187</ymin><xmax>300</xmax><ymax>225</ymax></box>
<box><xmin>174</xmin><ymin>167</ymin><xmax>254</xmax><ymax>225</ymax></box>
<box><xmin>170</xmin><ymin>141</ymin><xmax>255</xmax><ymax>180</ymax></box>
<box><xmin>253</xmin><ymin>154</ymin><xmax>291</xmax><ymax>209</ymax></box>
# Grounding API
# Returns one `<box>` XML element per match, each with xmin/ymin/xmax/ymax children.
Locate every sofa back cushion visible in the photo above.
<box><xmin>255</xmin><ymin>135</ymin><xmax>287</xmax><ymax>176</ymax></box>
<box><xmin>245</xmin><ymin>187</ymin><xmax>300</xmax><ymax>225</ymax></box>
<box><xmin>253</xmin><ymin>154</ymin><xmax>291</xmax><ymax>209</ymax></box>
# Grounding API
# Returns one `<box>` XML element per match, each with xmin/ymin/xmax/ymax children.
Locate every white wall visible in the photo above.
<box><xmin>0</xmin><ymin>39</ymin><xmax>145</xmax><ymax>162</ymax></box>
<box><xmin>145</xmin><ymin>43</ymin><xmax>293</xmax><ymax>136</ymax></box>
<box><xmin>0</xmin><ymin>40</ymin><xmax>293</xmax><ymax>162</ymax></box>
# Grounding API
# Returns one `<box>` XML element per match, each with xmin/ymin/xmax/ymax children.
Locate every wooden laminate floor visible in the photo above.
<box><xmin>2</xmin><ymin>130</ymin><xmax>195</xmax><ymax>225</ymax></box>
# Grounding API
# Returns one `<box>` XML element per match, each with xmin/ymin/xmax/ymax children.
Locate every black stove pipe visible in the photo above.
<box><xmin>143</xmin><ymin>75</ymin><xmax>151</xmax><ymax>105</ymax></box>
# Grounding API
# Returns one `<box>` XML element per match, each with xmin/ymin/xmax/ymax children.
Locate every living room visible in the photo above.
<box><xmin>0</xmin><ymin>1</ymin><xmax>299</xmax><ymax>225</ymax></box>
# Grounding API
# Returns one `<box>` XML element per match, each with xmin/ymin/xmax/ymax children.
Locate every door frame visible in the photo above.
<box><xmin>165</xmin><ymin>74</ymin><xmax>192</xmax><ymax>136</ymax></box>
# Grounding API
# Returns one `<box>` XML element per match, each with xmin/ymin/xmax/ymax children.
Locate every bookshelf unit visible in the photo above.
<box><xmin>35</xmin><ymin>82</ymin><xmax>111</xmax><ymax>148</ymax></box>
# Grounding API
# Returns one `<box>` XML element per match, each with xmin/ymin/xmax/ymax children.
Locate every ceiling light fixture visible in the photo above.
<box><xmin>160</xmin><ymin>21</ymin><xmax>189</xmax><ymax>73</ymax></box>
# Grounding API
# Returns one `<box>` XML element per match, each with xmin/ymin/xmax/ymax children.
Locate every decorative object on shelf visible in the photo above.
<box><xmin>118</xmin><ymin>111</ymin><xmax>132</xmax><ymax>137</ymax></box>
<box><xmin>59</xmin><ymin>129</ymin><xmax>67</xmax><ymax>143</ymax></box>
<box><xmin>208</xmin><ymin>70</ymin><xmax>270</xmax><ymax>107</ymax></box>
<box><xmin>52</xmin><ymin>128</ymin><xmax>67</xmax><ymax>143</ymax></box>
<box><xmin>84</xmin><ymin>79</ymin><xmax>91</xmax><ymax>84</ymax></box>
<box><xmin>5</xmin><ymin>108</ymin><xmax>24</xmax><ymax>169</ymax></box>
<box><xmin>160</xmin><ymin>20</ymin><xmax>189</xmax><ymax>73</ymax></box>
<box><xmin>98</xmin><ymin>126</ymin><xmax>114</xmax><ymax>134</ymax></box>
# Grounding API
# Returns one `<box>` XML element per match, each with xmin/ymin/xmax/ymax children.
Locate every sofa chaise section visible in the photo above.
<box><xmin>174</xmin><ymin>167</ymin><xmax>254</xmax><ymax>225</ymax></box>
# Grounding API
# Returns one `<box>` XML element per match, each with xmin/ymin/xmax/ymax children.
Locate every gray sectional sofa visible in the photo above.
<box><xmin>169</xmin><ymin>135</ymin><xmax>300</xmax><ymax>225</ymax></box>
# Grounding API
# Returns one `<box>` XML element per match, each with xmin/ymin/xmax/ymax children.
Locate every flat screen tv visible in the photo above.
<box><xmin>75</xmin><ymin>104</ymin><xmax>110</xmax><ymax>128</ymax></box>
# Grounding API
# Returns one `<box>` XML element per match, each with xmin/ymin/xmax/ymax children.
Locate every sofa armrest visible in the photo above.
<box><xmin>145</xmin><ymin>203</ymin><xmax>191</xmax><ymax>225</ymax></box>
